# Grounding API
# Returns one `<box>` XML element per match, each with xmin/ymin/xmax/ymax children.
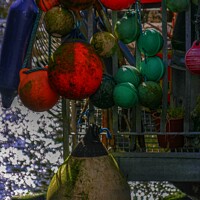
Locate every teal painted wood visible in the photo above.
<box><xmin>113</xmin><ymin>152</ymin><xmax>200</xmax><ymax>182</ymax></box>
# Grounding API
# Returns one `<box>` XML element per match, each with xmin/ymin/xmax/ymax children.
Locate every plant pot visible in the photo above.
<box><xmin>152</xmin><ymin>112</ymin><xmax>184</xmax><ymax>148</ymax></box>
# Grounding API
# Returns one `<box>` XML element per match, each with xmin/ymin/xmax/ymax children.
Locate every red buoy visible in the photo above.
<box><xmin>59</xmin><ymin>0</ymin><xmax>95</xmax><ymax>11</ymax></box>
<box><xmin>185</xmin><ymin>40</ymin><xmax>200</xmax><ymax>74</ymax></box>
<box><xmin>48</xmin><ymin>41</ymin><xmax>104</xmax><ymax>100</ymax></box>
<box><xmin>18</xmin><ymin>67</ymin><xmax>59</xmax><ymax>112</ymax></box>
<box><xmin>35</xmin><ymin>0</ymin><xmax>59</xmax><ymax>12</ymax></box>
<box><xmin>100</xmin><ymin>0</ymin><xmax>135</xmax><ymax>10</ymax></box>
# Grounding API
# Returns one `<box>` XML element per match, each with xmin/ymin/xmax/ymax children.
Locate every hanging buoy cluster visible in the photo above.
<box><xmin>0</xmin><ymin>0</ymin><xmax>165</xmax><ymax>112</ymax></box>
<box><xmin>136</xmin><ymin>28</ymin><xmax>164</xmax><ymax>109</ymax></box>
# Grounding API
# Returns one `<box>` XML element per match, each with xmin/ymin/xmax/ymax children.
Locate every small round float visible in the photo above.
<box><xmin>113</xmin><ymin>82</ymin><xmax>138</xmax><ymax>109</ymax></box>
<box><xmin>18</xmin><ymin>67</ymin><xmax>59</xmax><ymax>112</ymax></box>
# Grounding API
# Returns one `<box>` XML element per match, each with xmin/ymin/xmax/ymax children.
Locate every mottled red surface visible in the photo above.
<box><xmin>100</xmin><ymin>0</ymin><xmax>135</xmax><ymax>10</ymax></box>
<box><xmin>185</xmin><ymin>41</ymin><xmax>200</xmax><ymax>74</ymax></box>
<box><xmin>48</xmin><ymin>41</ymin><xmax>103</xmax><ymax>100</ymax></box>
<box><xmin>36</xmin><ymin>0</ymin><xmax>59</xmax><ymax>12</ymax></box>
<box><xmin>18</xmin><ymin>67</ymin><xmax>59</xmax><ymax>112</ymax></box>
<box><xmin>59</xmin><ymin>0</ymin><xmax>95</xmax><ymax>11</ymax></box>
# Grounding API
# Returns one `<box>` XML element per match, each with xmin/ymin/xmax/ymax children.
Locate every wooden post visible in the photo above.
<box><xmin>111</xmin><ymin>11</ymin><xmax>118</xmax><ymax>142</ymax></box>
<box><xmin>184</xmin><ymin>2</ymin><xmax>192</xmax><ymax>132</ymax></box>
<box><xmin>71</xmin><ymin>100</ymin><xmax>77</xmax><ymax>149</ymax></box>
<box><xmin>62</xmin><ymin>98</ymin><xmax>70</xmax><ymax>160</ymax></box>
<box><xmin>160</xmin><ymin>0</ymin><xmax>168</xmax><ymax>133</ymax></box>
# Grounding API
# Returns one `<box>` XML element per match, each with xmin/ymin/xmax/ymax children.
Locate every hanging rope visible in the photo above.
<box><xmin>135</xmin><ymin>0</ymin><xmax>143</xmax><ymax>34</ymax></box>
<box><xmin>48</xmin><ymin>34</ymin><xmax>52</xmax><ymax>61</ymax></box>
<box><xmin>22</xmin><ymin>10</ymin><xmax>43</xmax><ymax>69</ymax></box>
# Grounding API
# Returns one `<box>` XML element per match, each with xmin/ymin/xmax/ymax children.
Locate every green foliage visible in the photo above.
<box><xmin>11</xmin><ymin>193</ymin><xmax>46</xmax><ymax>200</ymax></box>
<box><xmin>167</xmin><ymin>107</ymin><xmax>184</xmax><ymax>119</ymax></box>
<box><xmin>155</xmin><ymin>106</ymin><xmax>184</xmax><ymax>119</ymax></box>
<box><xmin>163</xmin><ymin>191</ymin><xmax>187</xmax><ymax>200</ymax></box>
<box><xmin>0</xmin><ymin>6</ymin><xmax>8</xmax><ymax>18</ymax></box>
<box><xmin>191</xmin><ymin>95</ymin><xmax>200</xmax><ymax>131</ymax></box>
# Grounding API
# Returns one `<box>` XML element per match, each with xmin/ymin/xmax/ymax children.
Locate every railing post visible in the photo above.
<box><xmin>184</xmin><ymin>2</ymin><xmax>192</xmax><ymax>133</ymax></box>
<box><xmin>62</xmin><ymin>98</ymin><xmax>70</xmax><ymax>160</ymax></box>
<box><xmin>160</xmin><ymin>0</ymin><xmax>168</xmax><ymax>133</ymax></box>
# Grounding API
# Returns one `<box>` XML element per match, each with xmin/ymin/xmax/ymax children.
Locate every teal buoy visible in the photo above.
<box><xmin>114</xmin><ymin>11</ymin><xmax>140</xmax><ymax>44</ymax></box>
<box><xmin>140</xmin><ymin>56</ymin><xmax>165</xmax><ymax>82</ymax></box>
<box><xmin>113</xmin><ymin>82</ymin><xmax>138</xmax><ymax>109</ymax></box>
<box><xmin>138</xmin><ymin>81</ymin><xmax>162</xmax><ymax>110</ymax></box>
<box><xmin>90</xmin><ymin>74</ymin><xmax>116</xmax><ymax>109</ymax></box>
<box><xmin>137</xmin><ymin>29</ymin><xmax>163</xmax><ymax>57</ymax></box>
<box><xmin>166</xmin><ymin>0</ymin><xmax>189</xmax><ymax>12</ymax></box>
<box><xmin>114</xmin><ymin>65</ymin><xmax>142</xmax><ymax>87</ymax></box>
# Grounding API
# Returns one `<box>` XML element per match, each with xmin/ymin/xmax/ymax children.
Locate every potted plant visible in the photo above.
<box><xmin>191</xmin><ymin>95</ymin><xmax>200</xmax><ymax>132</ymax></box>
<box><xmin>152</xmin><ymin>106</ymin><xmax>184</xmax><ymax>149</ymax></box>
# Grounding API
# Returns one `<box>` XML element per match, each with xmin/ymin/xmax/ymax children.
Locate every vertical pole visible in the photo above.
<box><xmin>71</xmin><ymin>100</ymin><xmax>77</xmax><ymax>149</ymax></box>
<box><xmin>112</xmin><ymin>11</ymin><xmax>118</xmax><ymax>137</ymax></box>
<box><xmin>160</xmin><ymin>0</ymin><xmax>168</xmax><ymax>132</ymax></box>
<box><xmin>135</xmin><ymin>43</ymin><xmax>144</xmax><ymax>151</ymax></box>
<box><xmin>135</xmin><ymin>0</ymin><xmax>144</xmax><ymax>151</ymax></box>
<box><xmin>184</xmin><ymin>2</ymin><xmax>192</xmax><ymax>133</ymax></box>
<box><xmin>62</xmin><ymin>98</ymin><xmax>70</xmax><ymax>160</ymax></box>
<box><xmin>88</xmin><ymin>7</ymin><xmax>95</xmax><ymax>124</ymax></box>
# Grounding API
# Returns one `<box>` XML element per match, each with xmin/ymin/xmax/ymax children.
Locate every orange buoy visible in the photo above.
<box><xmin>18</xmin><ymin>67</ymin><xmax>59</xmax><ymax>112</ymax></box>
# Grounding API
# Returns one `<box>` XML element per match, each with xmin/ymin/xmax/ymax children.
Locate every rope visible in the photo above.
<box><xmin>135</xmin><ymin>0</ymin><xmax>143</xmax><ymax>34</ymax></box>
<box><xmin>48</xmin><ymin>34</ymin><xmax>52</xmax><ymax>62</ymax></box>
<box><xmin>22</xmin><ymin>10</ymin><xmax>43</xmax><ymax>69</ymax></box>
<box><xmin>99</xmin><ymin>127</ymin><xmax>112</xmax><ymax>139</ymax></box>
